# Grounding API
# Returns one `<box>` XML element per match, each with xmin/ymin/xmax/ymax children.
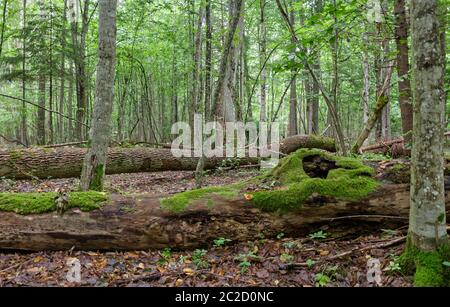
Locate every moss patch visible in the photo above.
<box><xmin>399</xmin><ymin>237</ymin><xmax>450</xmax><ymax>287</ymax></box>
<box><xmin>160</xmin><ymin>149</ymin><xmax>379</xmax><ymax>214</ymax></box>
<box><xmin>160</xmin><ymin>184</ymin><xmax>242</xmax><ymax>213</ymax></box>
<box><xmin>250</xmin><ymin>149</ymin><xmax>378</xmax><ymax>212</ymax></box>
<box><xmin>0</xmin><ymin>191</ymin><xmax>108</xmax><ymax>215</ymax></box>
<box><xmin>89</xmin><ymin>164</ymin><xmax>105</xmax><ymax>191</ymax></box>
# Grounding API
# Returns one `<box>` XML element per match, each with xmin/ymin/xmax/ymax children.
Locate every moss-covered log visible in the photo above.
<box><xmin>0</xmin><ymin>149</ymin><xmax>449</xmax><ymax>252</ymax></box>
<box><xmin>0</xmin><ymin>135</ymin><xmax>335</xmax><ymax>179</ymax></box>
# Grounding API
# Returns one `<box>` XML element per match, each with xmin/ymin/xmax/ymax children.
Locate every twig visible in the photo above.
<box><xmin>114</xmin><ymin>272</ymin><xmax>161</xmax><ymax>286</ymax></box>
<box><xmin>284</xmin><ymin>236</ymin><xmax>406</xmax><ymax>269</ymax></box>
<box><xmin>0</xmin><ymin>133</ymin><xmax>27</xmax><ymax>147</ymax></box>
<box><xmin>0</xmin><ymin>93</ymin><xmax>89</xmax><ymax>128</ymax></box>
<box><xmin>321</xmin><ymin>215</ymin><xmax>408</xmax><ymax>222</ymax></box>
<box><xmin>0</xmin><ymin>259</ymin><xmax>33</xmax><ymax>274</ymax></box>
<box><xmin>43</xmin><ymin>141</ymin><xmax>88</xmax><ymax>148</ymax></box>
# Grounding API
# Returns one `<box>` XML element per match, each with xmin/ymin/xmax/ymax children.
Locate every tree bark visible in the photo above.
<box><xmin>0</xmin><ymin>135</ymin><xmax>335</xmax><ymax>179</ymax></box>
<box><xmin>258</xmin><ymin>0</ymin><xmax>267</xmax><ymax>123</ymax></box>
<box><xmin>0</xmin><ymin>183</ymin><xmax>448</xmax><ymax>251</ymax></box>
<box><xmin>287</xmin><ymin>1</ymin><xmax>298</xmax><ymax>137</ymax></box>
<box><xmin>212</xmin><ymin>0</ymin><xmax>243</xmax><ymax>123</ymax></box>
<box><xmin>394</xmin><ymin>0</ymin><xmax>413</xmax><ymax>146</ymax></box>
<box><xmin>409</xmin><ymin>0</ymin><xmax>447</xmax><ymax>250</ymax></box>
<box><xmin>80</xmin><ymin>0</ymin><xmax>117</xmax><ymax>191</ymax></box>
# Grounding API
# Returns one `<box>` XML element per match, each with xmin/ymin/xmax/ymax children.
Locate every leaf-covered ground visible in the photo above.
<box><xmin>0</xmin><ymin>168</ymin><xmax>415</xmax><ymax>287</ymax></box>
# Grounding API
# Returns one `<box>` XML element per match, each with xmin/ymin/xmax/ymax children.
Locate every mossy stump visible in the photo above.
<box><xmin>399</xmin><ymin>236</ymin><xmax>450</xmax><ymax>287</ymax></box>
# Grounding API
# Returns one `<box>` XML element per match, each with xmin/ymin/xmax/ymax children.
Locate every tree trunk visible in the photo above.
<box><xmin>80</xmin><ymin>0</ymin><xmax>117</xmax><ymax>191</ymax></box>
<box><xmin>409</xmin><ymin>0</ymin><xmax>447</xmax><ymax>250</ymax></box>
<box><xmin>204</xmin><ymin>0</ymin><xmax>212</xmax><ymax>120</ymax></box>
<box><xmin>21</xmin><ymin>0</ymin><xmax>28</xmax><ymax>147</ymax></box>
<box><xmin>259</xmin><ymin>0</ymin><xmax>267</xmax><ymax>123</ymax></box>
<box><xmin>71</xmin><ymin>0</ymin><xmax>89</xmax><ymax>142</ymax></box>
<box><xmin>394</xmin><ymin>0</ymin><xmax>413</xmax><ymax>146</ymax></box>
<box><xmin>0</xmin><ymin>135</ymin><xmax>336</xmax><ymax>179</ymax></box>
<box><xmin>0</xmin><ymin>182</ymin><xmax>448</xmax><ymax>251</ymax></box>
<box><xmin>287</xmin><ymin>1</ymin><xmax>298</xmax><ymax>137</ymax></box>
<box><xmin>212</xmin><ymin>0</ymin><xmax>243</xmax><ymax>123</ymax></box>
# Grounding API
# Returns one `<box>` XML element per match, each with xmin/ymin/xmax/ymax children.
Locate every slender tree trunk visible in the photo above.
<box><xmin>37</xmin><ymin>76</ymin><xmax>46</xmax><ymax>145</ymax></box>
<box><xmin>71</xmin><ymin>0</ymin><xmax>89</xmax><ymax>142</ymax></box>
<box><xmin>394</xmin><ymin>0</ymin><xmax>413</xmax><ymax>146</ymax></box>
<box><xmin>37</xmin><ymin>0</ymin><xmax>46</xmax><ymax>145</ymax></box>
<box><xmin>204</xmin><ymin>0</ymin><xmax>212</xmax><ymax>119</ymax></box>
<box><xmin>58</xmin><ymin>0</ymin><xmax>67</xmax><ymax>142</ymax></box>
<box><xmin>67</xmin><ymin>63</ymin><xmax>74</xmax><ymax>141</ymax></box>
<box><xmin>190</xmin><ymin>1</ymin><xmax>204</xmax><ymax>129</ymax></box>
<box><xmin>21</xmin><ymin>0</ymin><xmax>28</xmax><ymax>146</ymax></box>
<box><xmin>259</xmin><ymin>0</ymin><xmax>267</xmax><ymax>123</ymax></box>
<box><xmin>287</xmin><ymin>1</ymin><xmax>298</xmax><ymax>137</ymax></box>
<box><xmin>362</xmin><ymin>31</ymin><xmax>370</xmax><ymax>145</ymax></box>
<box><xmin>80</xmin><ymin>0</ymin><xmax>117</xmax><ymax>191</ymax></box>
<box><xmin>212</xmin><ymin>0</ymin><xmax>243</xmax><ymax>122</ymax></box>
<box><xmin>409</xmin><ymin>0</ymin><xmax>447</xmax><ymax>250</ymax></box>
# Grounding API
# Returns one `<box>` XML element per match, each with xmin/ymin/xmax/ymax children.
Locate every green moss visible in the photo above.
<box><xmin>399</xmin><ymin>237</ymin><xmax>450</xmax><ymax>287</ymax></box>
<box><xmin>89</xmin><ymin>164</ymin><xmax>105</xmax><ymax>191</ymax></box>
<box><xmin>0</xmin><ymin>191</ymin><xmax>108</xmax><ymax>215</ymax></box>
<box><xmin>160</xmin><ymin>184</ymin><xmax>242</xmax><ymax>213</ymax></box>
<box><xmin>250</xmin><ymin>149</ymin><xmax>378</xmax><ymax>212</ymax></box>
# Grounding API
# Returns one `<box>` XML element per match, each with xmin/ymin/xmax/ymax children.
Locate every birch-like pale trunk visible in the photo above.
<box><xmin>80</xmin><ymin>0</ymin><xmax>117</xmax><ymax>191</ymax></box>
<box><xmin>409</xmin><ymin>0</ymin><xmax>447</xmax><ymax>250</ymax></box>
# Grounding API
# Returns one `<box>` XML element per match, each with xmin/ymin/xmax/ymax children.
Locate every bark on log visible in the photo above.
<box><xmin>0</xmin><ymin>184</ymin><xmax>448</xmax><ymax>251</ymax></box>
<box><xmin>0</xmin><ymin>135</ymin><xmax>335</xmax><ymax>179</ymax></box>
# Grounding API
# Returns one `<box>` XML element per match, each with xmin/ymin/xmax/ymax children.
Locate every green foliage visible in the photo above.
<box><xmin>234</xmin><ymin>251</ymin><xmax>262</xmax><ymax>274</ymax></box>
<box><xmin>280</xmin><ymin>253</ymin><xmax>294</xmax><ymax>263</ymax></box>
<box><xmin>315</xmin><ymin>273</ymin><xmax>331</xmax><ymax>287</ymax></box>
<box><xmin>158</xmin><ymin>248</ymin><xmax>172</xmax><ymax>265</ymax></box>
<box><xmin>309</xmin><ymin>230</ymin><xmax>328</xmax><ymax>240</ymax></box>
<box><xmin>250</xmin><ymin>149</ymin><xmax>378</xmax><ymax>212</ymax></box>
<box><xmin>0</xmin><ymin>191</ymin><xmax>107</xmax><ymax>215</ymax></box>
<box><xmin>192</xmin><ymin>249</ymin><xmax>209</xmax><ymax>269</ymax></box>
<box><xmin>213</xmin><ymin>237</ymin><xmax>232</xmax><ymax>248</ymax></box>
<box><xmin>306</xmin><ymin>259</ymin><xmax>316</xmax><ymax>269</ymax></box>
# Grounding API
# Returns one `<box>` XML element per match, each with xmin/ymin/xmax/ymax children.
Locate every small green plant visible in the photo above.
<box><xmin>238</xmin><ymin>260</ymin><xmax>251</xmax><ymax>273</ymax></box>
<box><xmin>192</xmin><ymin>249</ymin><xmax>209</xmax><ymax>269</ymax></box>
<box><xmin>280</xmin><ymin>253</ymin><xmax>294</xmax><ymax>263</ymax></box>
<box><xmin>309</xmin><ymin>230</ymin><xmax>328</xmax><ymax>240</ymax></box>
<box><xmin>235</xmin><ymin>251</ymin><xmax>262</xmax><ymax>274</ymax></box>
<box><xmin>283</xmin><ymin>241</ymin><xmax>297</xmax><ymax>249</ymax></box>
<box><xmin>385</xmin><ymin>261</ymin><xmax>401</xmax><ymax>273</ymax></box>
<box><xmin>276</xmin><ymin>232</ymin><xmax>285</xmax><ymax>240</ymax></box>
<box><xmin>306</xmin><ymin>259</ymin><xmax>316</xmax><ymax>269</ymax></box>
<box><xmin>213</xmin><ymin>237</ymin><xmax>232</xmax><ymax>248</ymax></box>
<box><xmin>158</xmin><ymin>248</ymin><xmax>172</xmax><ymax>265</ymax></box>
<box><xmin>315</xmin><ymin>273</ymin><xmax>331</xmax><ymax>287</ymax></box>
<box><xmin>178</xmin><ymin>255</ymin><xmax>188</xmax><ymax>264</ymax></box>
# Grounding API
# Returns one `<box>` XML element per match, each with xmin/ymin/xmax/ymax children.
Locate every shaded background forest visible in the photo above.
<box><xmin>0</xmin><ymin>0</ymin><xmax>448</xmax><ymax>148</ymax></box>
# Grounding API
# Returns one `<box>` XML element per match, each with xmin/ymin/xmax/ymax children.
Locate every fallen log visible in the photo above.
<box><xmin>0</xmin><ymin>135</ymin><xmax>335</xmax><ymax>179</ymax></box>
<box><xmin>0</xmin><ymin>184</ymin><xmax>448</xmax><ymax>251</ymax></box>
<box><xmin>361</xmin><ymin>131</ymin><xmax>450</xmax><ymax>157</ymax></box>
<box><xmin>0</xmin><ymin>148</ymin><xmax>448</xmax><ymax>251</ymax></box>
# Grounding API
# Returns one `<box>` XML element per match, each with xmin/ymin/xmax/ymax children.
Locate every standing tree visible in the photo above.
<box><xmin>80</xmin><ymin>0</ymin><xmax>117</xmax><ymax>191</ymax></box>
<box><xmin>401</xmin><ymin>0</ymin><xmax>449</xmax><ymax>287</ymax></box>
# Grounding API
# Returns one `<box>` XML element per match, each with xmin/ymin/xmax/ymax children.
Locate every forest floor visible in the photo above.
<box><xmin>0</xmin><ymin>168</ymin><xmax>413</xmax><ymax>287</ymax></box>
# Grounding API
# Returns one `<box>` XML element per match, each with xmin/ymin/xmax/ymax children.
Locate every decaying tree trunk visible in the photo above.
<box><xmin>0</xmin><ymin>135</ymin><xmax>335</xmax><ymax>179</ymax></box>
<box><xmin>0</xmin><ymin>182</ymin><xmax>448</xmax><ymax>251</ymax></box>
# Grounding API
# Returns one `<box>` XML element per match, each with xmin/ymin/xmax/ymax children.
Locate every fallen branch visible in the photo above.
<box><xmin>284</xmin><ymin>236</ymin><xmax>406</xmax><ymax>269</ymax></box>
